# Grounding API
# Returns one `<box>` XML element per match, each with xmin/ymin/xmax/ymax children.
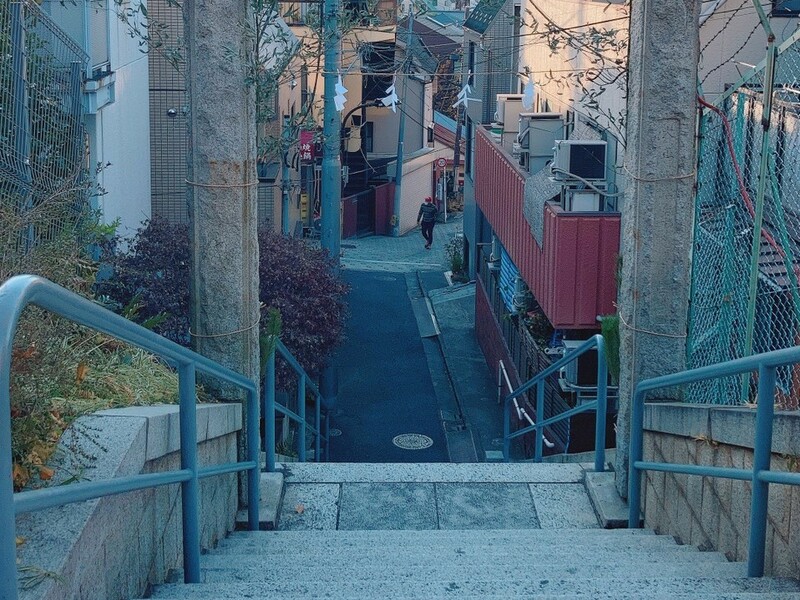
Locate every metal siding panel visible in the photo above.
<box><xmin>542</xmin><ymin>206</ymin><xmax>558</xmax><ymax>322</ymax></box>
<box><xmin>574</xmin><ymin>218</ymin><xmax>601</xmax><ymax>327</ymax></box>
<box><xmin>597</xmin><ymin>215</ymin><xmax>621</xmax><ymax>315</ymax></box>
<box><xmin>554</xmin><ymin>216</ymin><xmax>579</xmax><ymax>327</ymax></box>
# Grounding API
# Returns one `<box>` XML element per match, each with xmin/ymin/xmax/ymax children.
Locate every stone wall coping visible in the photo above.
<box><xmin>95</xmin><ymin>403</ymin><xmax>242</xmax><ymax>461</ymax></box>
<box><xmin>643</xmin><ymin>402</ymin><xmax>800</xmax><ymax>456</ymax></box>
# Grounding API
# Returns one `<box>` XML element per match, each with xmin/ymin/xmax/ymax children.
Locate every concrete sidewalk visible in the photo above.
<box><xmin>340</xmin><ymin>215</ymin><xmax>463</xmax><ymax>273</ymax></box>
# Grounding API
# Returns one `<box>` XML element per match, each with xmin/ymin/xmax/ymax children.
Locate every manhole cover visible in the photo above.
<box><xmin>329</xmin><ymin>428</ymin><xmax>343</xmax><ymax>437</ymax></box>
<box><xmin>392</xmin><ymin>433</ymin><xmax>434</xmax><ymax>450</ymax></box>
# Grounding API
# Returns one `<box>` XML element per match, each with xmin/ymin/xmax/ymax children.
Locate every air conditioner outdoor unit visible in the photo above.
<box><xmin>518</xmin><ymin>112</ymin><xmax>563</xmax><ymax>172</ymax></box>
<box><xmin>564</xmin><ymin>189</ymin><xmax>601</xmax><ymax>212</ymax></box>
<box><xmin>495</xmin><ymin>94</ymin><xmax>524</xmax><ymax>130</ymax></box>
<box><xmin>551</xmin><ymin>140</ymin><xmax>607</xmax><ymax>182</ymax></box>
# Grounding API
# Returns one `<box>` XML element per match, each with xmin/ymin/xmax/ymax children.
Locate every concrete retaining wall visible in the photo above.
<box><xmin>641</xmin><ymin>403</ymin><xmax>800</xmax><ymax>576</ymax></box>
<box><xmin>15</xmin><ymin>404</ymin><xmax>242</xmax><ymax>600</ymax></box>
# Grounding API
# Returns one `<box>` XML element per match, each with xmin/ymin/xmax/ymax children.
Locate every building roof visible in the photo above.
<box><xmin>413</xmin><ymin>19</ymin><xmax>461</xmax><ymax>61</ymax></box>
<box><xmin>463</xmin><ymin>0</ymin><xmax>505</xmax><ymax>34</ymax></box>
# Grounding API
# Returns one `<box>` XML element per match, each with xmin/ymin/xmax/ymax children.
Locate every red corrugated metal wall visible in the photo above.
<box><xmin>475</xmin><ymin>128</ymin><xmax>621</xmax><ymax>329</ymax></box>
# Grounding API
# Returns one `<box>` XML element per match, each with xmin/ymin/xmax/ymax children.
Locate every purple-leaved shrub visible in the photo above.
<box><xmin>98</xmin><ymin>219</ymin><xmax>349</xmax><ymax>379</ymax></box>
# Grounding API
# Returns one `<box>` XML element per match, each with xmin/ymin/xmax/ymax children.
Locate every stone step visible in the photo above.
<box><xmin>203</xmin><ymin>545</ymin><xmax>729</xmax><ymax>566</ymax></box>
<box><xmin>147</xmin><ymin>576</ymin><xmax>800</xmax><ymax>598</ymax></box>
<box><xmin>276</xmin><ymin>462</ymin><xmax>586</xmax><ymax>483</ymax></box>
<box><xmin>221</xmin><ymin>527</ymin><xmax>659</xmax><ymax>544</ymax></box>
<box><xmin>212</xmin><ymin>541</ymin><xmax>722</xmax><ymax>564</ymax></box>
<box><xmin>190</xmin><ymin>561</ymin><xmax>747</xmax><ymax>583</ymax></box>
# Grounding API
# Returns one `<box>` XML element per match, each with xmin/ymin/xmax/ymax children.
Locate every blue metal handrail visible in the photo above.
<box><xmin>503</xmin><ymin>334</ymin><xmax>609</xmax><ymax>472</ymax></box>
<box><xmin>628</xmin><ymin>344</ymin><xmax>800</xmax><ymax>577</ymax></box>
<box><xmin>263</xmin><ymin>339</ymin><xmax>329</xmax><ymax>471</ymax></box>
<box><xmin>0</xmin><ymin>275</ymin><xmax>261</xmax><ymax>600</ymax></box>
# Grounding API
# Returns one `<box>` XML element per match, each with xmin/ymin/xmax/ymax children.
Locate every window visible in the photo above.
<box><xmin>363</xmin><ymin>122</ymin><xmax>374</xmax><ymax>153</ymax></box>
<box><xmin>773</xmin><ymin>0</ymin><xmax>800</xmax><ymax>15</ymax></box>
<box><xmin>362</xmin><ymin>42</ymin><xmax>395</xmax><ymax>102</ymax></box>
<box><xmin>468</xmin><ymin>41</ymin><xmax>476</xmax><ymax>82</ymax></box>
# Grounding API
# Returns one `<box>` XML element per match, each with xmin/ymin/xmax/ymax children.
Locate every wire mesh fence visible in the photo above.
<box><xmin>688</xmin><ymin>30</ymin><xmax>800</xmax><ymax>409</ymax></box>
<box><xmin>0</xmin><ymin>0</ymin><xmax>89</xmax><ymax>281</ymax></box>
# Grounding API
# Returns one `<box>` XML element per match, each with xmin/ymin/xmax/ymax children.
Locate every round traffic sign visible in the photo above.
<box><xmin>436</xmin><ymin>157</ymin><xmax>447</xmax><ymax>168</ymax></box>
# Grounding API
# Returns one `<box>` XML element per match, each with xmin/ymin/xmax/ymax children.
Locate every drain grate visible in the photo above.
<box><xmin>392</xmin><ymin>433</ymin><xmax>434</xmax><ymax>450</ymax></box>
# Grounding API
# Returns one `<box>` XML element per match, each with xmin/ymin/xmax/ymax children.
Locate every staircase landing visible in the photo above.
<box><xmin>275</xmin><ymin>462</ymin><xmax>600</xmax><ymax>531</ymax></box>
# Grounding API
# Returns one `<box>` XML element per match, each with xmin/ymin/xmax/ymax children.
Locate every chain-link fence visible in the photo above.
<box><xmin>688</xmin><ymin>30</ymin><xmax>800</xmax><ymax>409</ymax></box>
<box><xmin>0</xmin><ymin>0</ymin><xmax>88</xmax><ymax>280</ymax></box>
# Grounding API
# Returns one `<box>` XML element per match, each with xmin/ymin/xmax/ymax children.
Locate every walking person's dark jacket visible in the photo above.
<box><xmin>417</xmin><ymin>201</ymin><xmax>438</xmax><ymax>223</ymax></box>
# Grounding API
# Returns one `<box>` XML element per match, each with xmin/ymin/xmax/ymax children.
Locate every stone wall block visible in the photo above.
<box><xmin>788</xmin><ymin>485</ymin><xmax>800</xmax><ymax>576</ymax></box>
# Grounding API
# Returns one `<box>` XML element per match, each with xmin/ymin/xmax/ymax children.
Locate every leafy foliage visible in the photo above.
<box><xmin>600</xmin><ymin>314</ymin><xmax>620</xmax><ymax>385</ymax></box>
<box><xmin>257</xmin><ymin>228</ymin><xmax>349</xmax><ymax>377</ymax></box>
<box><xmin>99</xmin><ymin>220</ymin><xmax>349</xmax><ymax>382</ymax></box>
<box><xmin>97</xmin><ymin>218</ymin><xmax>191</xmax><ymax>344</ymax></box>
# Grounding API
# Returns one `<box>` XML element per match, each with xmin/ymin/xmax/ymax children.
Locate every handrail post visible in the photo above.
<box><xmin>503</xmin><ymin>397</ymin><xmax>511</xmax><ymax>462</ymax></box>
<box><xmin>298</xmin><ymin>375</ymin><xmax>307</xmax><ymax>462</ymax></box>
<box><xmin>594</xmin><ymin>335</ymin><xmax>608</xmax><ymax>472</ymax></box>
<box><xmin>178</xmin><ymin>362</ymin><xmax>201</xmax><ymax>583</ymax></box>
<box><xmin>314</xmin><ymin>393</ymin><xmax>321</xmax><ymax>462</ymax></box>
<box><xmin>497</xmin><ymin>361</ymin><xmax>503</xmax><ymax>404</ymax></box>
<box><xmin>245</xmin><ymin>386</ymin><xmax>260</xmax><ymax>530</ymax></box>
<box><xmin>324</xmin><ymin>409</ymin><xmax>330</xmax><ymax>460</ymax></box>
<box><xmin>747</xmin><ymin>364</ymin><xmax>776</xmax><ymax>577</ymax></box>
<box><xmin>628</xmin><ymin>387</ymin><xmax>645</xmax><ymax>528</ymax></box>
<box><xmin>534</xmin><ymin>382</ymin><xmax>545</xmax><ymax>462</ymax></box>
<box><xmin>264</xmin><ymin>348</ymin><xmax>276</xmax><ymax>472</ymax></box>
<box><xmin>0</xmin><ymin>326</ymin><xmax>19</xmax><ymax>600</ymax></box>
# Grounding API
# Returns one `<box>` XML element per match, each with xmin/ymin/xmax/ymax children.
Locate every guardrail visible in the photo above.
<box><xmin>0</xmin><ymin>275</ymin><xmax>261</xmax><ymax>600</ymax></box>
<box><xmin>628</xmin><ymin>345</ymin><xmax>800</xmax><ymax>577</ymax></box>
<box><xmin>502</xmin><ymin>334</ymin><xmax>609</xmax><ymax>471</ymax></box>
<box><xmin>497</xmin><ymin>360</ymin><xmax>555</xmax><ymax>449</ymax></box>
<box><xmin>263</xmin><ymin>340</ymin><xmax>329</xmax><ymax>471</ymax></box>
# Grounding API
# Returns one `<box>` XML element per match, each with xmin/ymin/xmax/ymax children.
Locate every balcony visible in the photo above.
<box><xmin>474</xmin><ymin>126</ymin><xmax>620</xmax><ymax>330</ymax></box>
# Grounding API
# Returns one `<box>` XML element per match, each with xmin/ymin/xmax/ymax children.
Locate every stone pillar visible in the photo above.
<box><xmin>185</xmin><ymin>0</ymin><xmax>260</xmax><ymax>478</ymax></box>
<box><xmin>615</xmin><ymin>0</ymin><xmax>700</xmax><ymax>498</ymax></box>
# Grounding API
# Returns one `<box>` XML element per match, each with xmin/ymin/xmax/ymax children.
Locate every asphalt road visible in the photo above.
<box><xmin>328</xmin><ymin>270</ymin><xmax>449</xmax><ymax>462</ymax></box>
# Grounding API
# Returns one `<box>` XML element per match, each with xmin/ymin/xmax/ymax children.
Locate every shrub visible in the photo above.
<box><xmin>257</xmin><ymin>228</ymin><xmax>349</xmax><ymax>378</ymax></box>
<box><xmin>97</xmin><ymin>218</ymin><xmax>191</xmax><ymax>344</ymax></box>
<box><xmin>99</xmin><ymin>220</ymin><xmax>349</xmax><ymax>382</ymax></box>
<box><xmin>444</xmin><ymin>234</ymin><xmax>468</xmax><ymax>282</ymax></box>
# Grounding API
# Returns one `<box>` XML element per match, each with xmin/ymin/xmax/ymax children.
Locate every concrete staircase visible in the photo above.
<box><xmin>144</xmin><ymin>463</ymin><xmax>800</xmax><ymax>599</ymax></box>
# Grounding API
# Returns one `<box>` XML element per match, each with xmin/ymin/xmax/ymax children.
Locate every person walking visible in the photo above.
<box><xmin>417</xmin><ymin>196</ymin><xmax>438</xmax><ymax>249</ymax></box>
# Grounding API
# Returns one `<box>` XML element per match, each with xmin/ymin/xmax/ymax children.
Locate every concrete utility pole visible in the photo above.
<box><xmin>391</xmin><ymin>9</ymin><xmax>413</xmax><ymax>237</ymax></box>
<box><xmin>321</xmin><ymin>0</ymin><xmax>342</xmax><ymax>266</ymax></box>
<box><xmin>185</xmin><ymin>0</ymin><xmax>260</xmax><ymax>451</ymax></box>
<box><xmin>615</xmin><ymin>0</ymin><xmax>700</xmax><ymax>498</ymax></box>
